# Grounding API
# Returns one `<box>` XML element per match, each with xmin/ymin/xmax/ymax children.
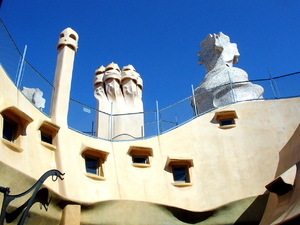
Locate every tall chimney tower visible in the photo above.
<box><xmin>50</xmin><ymin>28</ymin><xmax>78</xmax><ymax>126</ymax></box>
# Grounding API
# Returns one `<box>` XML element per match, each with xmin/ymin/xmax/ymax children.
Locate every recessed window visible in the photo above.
<box><xmin>3</xmin><ymin>116</ymin><xmax>17</xmax><ymax>142</ymax></box>
<box><xmin>213</xmin><ymin>110</ymin><xmax>238</xmax><ymax>129</ymax></box>
<box><xmin>128</xmin><ymin>146</ymin><xmax>153</xmax><ymax>168</ymax></box>
<box><xmin>219</xmin><ymin>118</ymin><xmax>235</xmax><ymax>126</ymax></box>
<box><xmin>166</xmin><ymin>157</ymin><xmax>193</xmax><ymax>187</ymax></box>
<box><xmin>172</xmin><ymin>165</ymin><xmax>190</xmax><ymax>183</ymax></box>
<box><xmin>132</xmin><ymin>155</ymin><xmax>149</xmax><ymax>164</ymax></box>
<box><xmin>41</xmin><ymin>131</ymin><xmax>52</xmax><ymax>144</ymax></box>
<box><xmin>86</xmin><ymin>157</ymin><xmax>98</xmax><ymax>174</ymax></box>
<box><xmin>81</xmin><ymin>147</ymin><xmax>109</xmax><ymax>180</ymax></box>
<box><xmin>85</xmin><ymin>156</ymin><xmax>103</xmax><ymax>176</ymax></box>
<box><xmin>1</xmin><ymin>106</ymin><xmax>33</xmax><ymax>152</ymax></box>
<box><xmin>39</xmin><ymin>121</ymin><xmax>59</xmax><ymax>150</ymax></box>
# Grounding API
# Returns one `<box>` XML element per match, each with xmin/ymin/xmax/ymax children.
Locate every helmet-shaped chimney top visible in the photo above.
<box><xmin>57</xmin><ymin>27</ymin><xmax>79</xmax><ymax>52</ymax></box>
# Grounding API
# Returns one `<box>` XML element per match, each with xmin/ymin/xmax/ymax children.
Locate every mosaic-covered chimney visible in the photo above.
<box><xmin>192</xmin><ymin>32</ymin><xmax>264</xmax><ymax>114</ymax></box>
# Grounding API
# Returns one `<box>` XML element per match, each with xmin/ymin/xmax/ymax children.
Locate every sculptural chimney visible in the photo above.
<box><xmin>50</xmin><ymin>28</ymin><xmax>78</xmax><ymax>126</ymax></box>
<box><xmin>193</xmin><ymin>32</ymin><xmax>263</xmax><ymax>114</ymax></box>
<box><xmin>93</xmin><ymin>63</ymin><xmax>144</xmax><ymax>140</ymax></box>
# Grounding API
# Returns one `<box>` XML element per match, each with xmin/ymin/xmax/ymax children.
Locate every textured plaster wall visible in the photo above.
<box><xmin>0</xmin><ymin>66</ymin><xmax>58</xmax><ymax>191</ymax></box>
<box><xmin>1</xmin><ymin>65</ymin><xmax>300</xmax><ymax>217</ymax></box>
<box><xmin>260</xmin><ymin>125</ymin><xmax>300</xmax><ymax>224</ymax></box>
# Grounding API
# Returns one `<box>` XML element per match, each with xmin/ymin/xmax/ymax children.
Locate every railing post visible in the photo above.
<box><xmin>268</xmin><ymin>68</ymin><xmax>280</xmax><ymax>99</ymax></box>
<box><xmin>156</xmin><ymin>100</ymin><xmax>160</xmax><ymax>135</ymax></box>
<box><xmin>191</xmin><ymin>84</ymin><xmax>198</xmax><ymax>116</ymax></box>
<box><xmin>15</xmin><ymin>45</ymin><xmax>27</xmax><ymax>89</ymax></box>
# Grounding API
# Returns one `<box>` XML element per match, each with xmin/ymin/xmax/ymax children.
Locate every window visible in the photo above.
<box><xmin>132</xmin><ymin>155</ymin><xmax>149</xmax><ymax>164</ymax></box>
<box><xmin>213</xmin><ymin>110</ymin><xmax>238</xmax><ymax>129</ymax></box>
<box><xmin>3</xmin><ymin>116</ymin><xmax>17</xmax><ymax>142</ymax></box>
<box><xmin>219</xmin><ymin>118</ymin><xmax>235</xmax><ymax>126</ymax></box>
<box><xmin>85</xmin><ymin>156</ymin><xmax>103</xmax><ymax>176</ymax></box>
<box><xmin>172</xmin><ymin>165</ymin><xmax>190</xmax><ymax>183</ymax></box>
<box><xmin>39</xmin><ymin>121</ymin><xmax>59</xmax><ymax>150</ymax></box>
<box><xmin>41</xmin><ymin>131</ymin><xmax>52</xmax><ymax>144</ymax></box>
<box><xmin>81</xmin><ymin>147</ymin><xmax>109</xmax><ymax>180</ymax></box>
<box><xmin>1</xmin><ymin>106</ymin><xmax>33</xmax><ymax>152</ymax></box>
<box><xmin>166</xmin><ymin>157</ymin><xmax>193</xmax><ymax>187</ymax></box>
<box><xmin>127</xmin><ymin>146</ymin><xmax>153</xmax><ymax>168</ymax></box>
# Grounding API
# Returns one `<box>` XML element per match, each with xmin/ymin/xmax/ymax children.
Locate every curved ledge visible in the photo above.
<box><xmin>131</xmin><ymin>163</ymin><xmax>151</xmax><ymax>168</ymax></box>
<box><xmin>40</xmin><ymin>141</ymin><xmax>56</xmax><ymax>151</ymax></box>
<box><xmin>2</xmin><ymin>139</ymin><xmax>23</xmax><ymax>152</ymax></box>
<box><xmin>85</xmin><ymin>173</ymin><xmax>106</xmax><ymax>181</ymax></box>
<box><xmin>1</xmin><ymin>106</ymin><xmax>33</xmax><ymax>128</ymax></box>
<box><xmin>172</xmin><ymin>182</ymin><xmax>193</xmax><ymax>187</ymax></box>
<box><xmin>81</xmin><ymin>147</ymin><xmax>109</xmax><ymax>161</ymax></box>
<box><xmin>219</xmin><ymin>124</ymin><xmax>236</xmax><ymax>129</ymax></box>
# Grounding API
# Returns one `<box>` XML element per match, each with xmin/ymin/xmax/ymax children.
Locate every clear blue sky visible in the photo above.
<box><xmin>1</xmin><ymin>0</ymin><xmax>300</xmax><ymax>112</ymax></box>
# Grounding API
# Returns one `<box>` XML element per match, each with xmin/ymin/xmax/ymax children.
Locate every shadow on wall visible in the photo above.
<box><xmin>80</xmin><ymin>196</ymin><xmax>270</xmax><ymax>225</ymax></box>
<box><xmin>234</xmin><ymin>194</ymin><xmax>269</xmax><ymax>225</ymax></box>
<box><xmin>259</xmin><ymin>124</ymin><xmax>300</xmax><ymax>224</ymax></box>
<box><xmin>5</xmin><ymin>188</ymin><xmax>51</xmax><ymax>223</ymax></box>
<box><xmin>0</xmin><ymin>163</ymin><xmax>66</xmax><ymax>224</ymax></box>
<box><xmin>165</xmin><ymin>206</ymin><xmax>214</xmax><ymax>224</ymax></box>
<box><xmin>0</xmin><ymin>159</ymin><xmax>269</xmax><ymax>225</ymax></box>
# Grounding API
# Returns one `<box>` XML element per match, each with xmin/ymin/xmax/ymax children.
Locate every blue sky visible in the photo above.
<box><xmin>1</xmin><ymin>0</ymin><xmax>300</xmax><ymax>112</ymax></box>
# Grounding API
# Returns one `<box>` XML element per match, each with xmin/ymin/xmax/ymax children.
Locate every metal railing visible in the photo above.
<box><xmin>67</xmin><ymin>71</ymin><xmax>300</xmax><ymax>140</ymax></box>
<box><xmin>1</xmin><ymin>19</ymin><xmax>300</xmax><ymax>141</ymax></box>
<box><xmin>0</xmin><ymin>170</ymin><xmax>64</xmax><ymax>225</ymax></box>
<box><xmin>0</xmin><ymin>19</ymin><xmax>54</xmax><ymax>116</ymax></box>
